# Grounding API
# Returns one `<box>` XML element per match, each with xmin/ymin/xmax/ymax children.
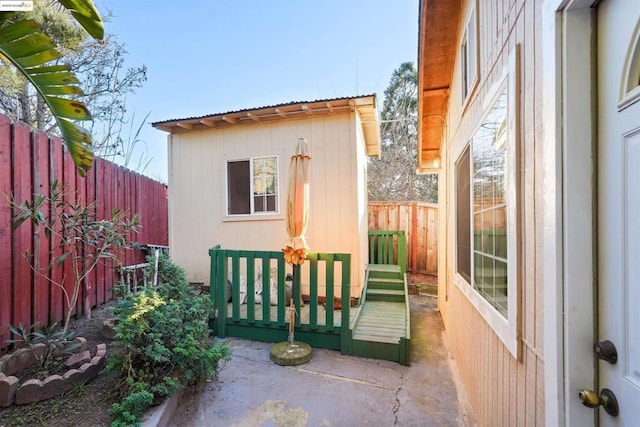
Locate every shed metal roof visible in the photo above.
<box><xmin>152</xmin><ymin>95</ymin><xmax>381</xmax><ymax>157</ymax></box>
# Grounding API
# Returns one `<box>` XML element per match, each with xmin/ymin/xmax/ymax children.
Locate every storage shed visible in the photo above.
<box><xmin>152</xmin><ymin>95</ymin><xmax>380</xmax><ymax>297</ymax></box>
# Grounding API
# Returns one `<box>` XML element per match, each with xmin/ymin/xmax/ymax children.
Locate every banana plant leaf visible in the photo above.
<box><xmin>0</xmin><ymin>0</ymin><xmax>103</xmax><ymax>176</ymax></box>
<box><xmin>57</xmin><ymin>0</ymin><xmax>104</xmax><ymax>39</ymax></box>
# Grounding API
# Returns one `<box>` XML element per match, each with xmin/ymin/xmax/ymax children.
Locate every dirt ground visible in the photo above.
<box><xmin>0</xmin><ymin>302</ymin><xmax>119</xmax><ymax>427</ymax></box>
<box><xmin>406</xmin><ymin>271</ymin><xmax>438</xmax><ymax>285</ymax></box>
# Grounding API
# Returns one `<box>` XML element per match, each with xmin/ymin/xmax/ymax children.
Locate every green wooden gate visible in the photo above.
<box><xmin>208</xmin><ymin>247</ymin><xmax>352</xmax><ymax>351</ymax></box>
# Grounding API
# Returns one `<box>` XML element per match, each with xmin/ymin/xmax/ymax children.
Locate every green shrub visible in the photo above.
<box><xmin>108</xmin><ymin>257</ymin><xmax>230</xmax><ymax>426</ymax></box>
<box><xmin>152</xmin><ymin>253</ymin><xmax>188</xmax><ymax>287</ymax></box>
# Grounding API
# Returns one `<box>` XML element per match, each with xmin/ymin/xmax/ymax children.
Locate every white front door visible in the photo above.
<box><xmin>597</xmin><ymin>0</ymin><xmax>640</xmax><ymax>425</ymax></box>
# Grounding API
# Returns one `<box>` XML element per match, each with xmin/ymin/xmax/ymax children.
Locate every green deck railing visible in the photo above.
<box><xmin>208</xmin><ymin>247</ymin><xmax>351</xmax><ymax>351</ymax></box>
<box><xmin>368</xmin><ymin>230</ymin><xmax>407</xmax><ymax>273</ymax></box>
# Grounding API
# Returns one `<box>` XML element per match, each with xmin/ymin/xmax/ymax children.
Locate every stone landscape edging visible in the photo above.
<box><xmin>0</xmin><ymin>339</ymin><xmax>106</xmax><ymax>406</ymax></box>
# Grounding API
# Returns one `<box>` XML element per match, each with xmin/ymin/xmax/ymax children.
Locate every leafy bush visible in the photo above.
<box><xmin>108</xmin><ymin>257</ymin><xmax>230</xmax><ymax>426</ymax></box>
<box><xmin>152</xmin><ymin>253</ymin><xmax>187</xmax><ymax>287</ymax></box>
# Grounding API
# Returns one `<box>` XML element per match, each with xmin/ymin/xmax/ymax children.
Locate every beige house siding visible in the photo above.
<box><xmin>167</xmin><ymin>112</ymin><xmax>371</xmax><ymax>297</ymax></box>
<box><xmin>437</xmin><ymin>0</ymin><xmax>545</xmax><ymax>424</ymax></box>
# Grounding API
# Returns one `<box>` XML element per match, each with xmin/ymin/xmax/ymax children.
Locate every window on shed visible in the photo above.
<box><xmin>227</xmin><ymin>156</ymin><xmax>278</xmax><ymax>215</ymax></box>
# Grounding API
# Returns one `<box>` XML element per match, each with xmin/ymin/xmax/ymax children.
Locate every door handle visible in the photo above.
<box><xmin>594</xmin><ymin>340</ymin><xmax>618</xmax><ymax>364</ymax></box>
<box><xmin>578</xmin><ymin>388</ymin><xmax>619</xmax><ymax>417</ymax></box>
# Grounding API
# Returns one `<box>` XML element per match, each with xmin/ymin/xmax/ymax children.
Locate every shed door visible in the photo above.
<box><xmin>597</xmin><ymin>0</ymin><xmax>640</xmax><ymax>424</ymax></box>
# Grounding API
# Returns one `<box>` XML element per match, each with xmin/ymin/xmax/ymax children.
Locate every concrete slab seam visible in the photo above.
<box><xmin>287</xmin><ymin>366</ymin><xmax>396</xmax><ymax>391</ymax></box>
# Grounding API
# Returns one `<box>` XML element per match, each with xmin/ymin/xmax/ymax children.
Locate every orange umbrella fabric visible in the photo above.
<box><xmin>282</xmin><ymin>138</ymin><xmax>311</xmax><ymax>265</ymax></box>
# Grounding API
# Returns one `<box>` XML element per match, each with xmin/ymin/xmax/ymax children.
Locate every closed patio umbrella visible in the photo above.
<box><xmin>271</xmin><ymin>137</ymin><xmax>312</xmax><ymax>366</ymax></box>
<box><xmin>282</xmin><ymin>137</ymin><xmax>311</xmax><ymax>266</ymax></box>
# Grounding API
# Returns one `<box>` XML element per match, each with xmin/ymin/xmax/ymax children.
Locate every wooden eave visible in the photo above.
<box><xmin>417</xmin><ymin>0</ymin><xmax>461</xmax><ymax>172</ymax></box>
<box><xmin>152</xmin><ymin>95</ymin><xmax>381</xmax><ymax>157</ymax></box>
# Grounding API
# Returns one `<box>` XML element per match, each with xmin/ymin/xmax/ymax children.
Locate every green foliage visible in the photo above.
<box><xmin>0</xmin><ymin>0</ymin><xmax>104</xmax><ymax>175</ymax></box>
<box><xmin>367</xmin><ymin>61</ymin><xmax>438</xmax><ymax>202</ymax></box>
<box><xmin>108</xmin><ymin>382</ymin><xmax>153</xmax><ymax>427</ymax></box>
<box><xmin>109</xmin><ymin>258</ymin><xmax>231</xmax><ymax>426</ymax></box>
<box><xmin>10</xmin><ymin>180</ymin><xmax>140</xmax><ymax>334</ymax></box>
<box><xmin>5</xmin><ymin>322</ymin><xmax>79</xmax><ymax>375</ymax></box>
<box><xmin>152</xmin><ymin>253</ymin><xmax>187</xmax><ymax>287</ymax></box>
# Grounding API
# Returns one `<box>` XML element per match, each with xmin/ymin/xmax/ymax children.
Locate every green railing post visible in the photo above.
<box><xmin>243</xmin><ymin>251</ymin><xmax>256</xmax><ymax>324</ymax></box>
<box><xmin>398</xmin><ymin>231</ymin><xmax>407</xmax><ymax>274</ymax></box>
<box><xmin>259</xmin><ymin>253</ymin><xmax>271</xmax><ymax>325</ymax></box>
<box><xmin>308</xmin><ymin>253</ymin><xmax>319</xmax><ymax>328</ymax></box>
<box><xmin>276</xmin><ymin>252</ymin><xmax>285</xmax><ymax>325</ymax></box>
<box><xmin>337</xmin><ymin>253</ymin><xmax>351</xmax><ymax>354</ymax></box>
<box><xmin>320</xmin><ymin>253</ymin><xmax>335</xmax><ymax>331</ymax></box>
<box><xmin>208</xmin><ymin>246</ymin><xmax>219</xmax><ymax>323</ymax></box>
<box><xmin>215</xmin><ymin>248</ymin><xmax>228</xmax><ymax>338</ymax></box>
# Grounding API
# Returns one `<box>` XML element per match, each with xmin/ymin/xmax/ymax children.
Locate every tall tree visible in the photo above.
<box><xmin>368</xmin><ymin>62</ymin><xmax>437</xmax><ymax>202</ymax></box>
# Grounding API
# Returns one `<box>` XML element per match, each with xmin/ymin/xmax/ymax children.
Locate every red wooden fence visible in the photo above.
<box><xmin>368</xmin><ymin>201</ymin><xmax>438</xmax><ymax>275</ymax></box>
<box><xmin>0</xmin><ymin>115</ymin><xmax>168</xmax><ymax>351</ymax></box>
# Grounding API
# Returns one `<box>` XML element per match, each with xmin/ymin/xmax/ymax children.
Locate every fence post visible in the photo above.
<box><xmin>411</xmin><ymin>202</ymin><xmax>417</xmax><ymax>272</ymax></box>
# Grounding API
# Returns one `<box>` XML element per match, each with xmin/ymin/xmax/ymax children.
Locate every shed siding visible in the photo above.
<box><xmin>438</xmin><ymin>0</ymin><xmax>544</xmax><ymax>425</ymax></box>
<box><xmin>354</xmin><ymin>110</ymin><xmax>370</xmax><ymax>284</ymax></box>
<box><xmin>168</xmin><ymin>114</ymin><xmax>366</xmax><ymax>295</ymax></box>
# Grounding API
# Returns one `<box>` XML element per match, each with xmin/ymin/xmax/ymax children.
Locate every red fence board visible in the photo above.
<box><xmin>12</xmin><ymin>123</ymin><xmax>33</xmax><ymax>331</ymax></box>
<box><xmin>62</xmin><ymin>148</ymin><xmax>77</xmax><ymax>318</ymax></box>
<box><xmin>95</xmin><ymin>158</ymin><xmax>106</xmax><ymax>305</ymax></box>
<box><xmin>33</xmin><ymin>131</ymin><xmax>50</xmax><ymax>327</ymax></box>
<box><xmin>0</xmin><ymin>115</ymin><xmax>168</xmax><ymax>352</ymax></box>
<box><xmin>0</xmin><ymin>116</ymin><xmax>13</xmax><ymax>346</ymax></box>
<box><xmin>85</xmin><ymin>159</ymin><xmax>97</xmax><ymax>311</ymax></box>
<box><xmin>50</xmin><ymin>139</ymin><xmax>64</xmax><ymax>324</ymax></box>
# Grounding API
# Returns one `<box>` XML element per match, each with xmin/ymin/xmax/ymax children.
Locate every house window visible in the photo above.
<box><xmin>461</xmin><ymin>3</ymin><xmax>478</xmax><ymax>103</ymax></box>
<box><xmin>454</xmin><ymin>46</ymin><xmax>520</xmax><ymax>358</ymax></box>
<box><xmin>472</xmin><ymin>90</ymin><xmax>508</xmax><ymax>316</ymax></box>
<box><xmin>456</xmin><ymin>146</ymin><xmax>471</xmax><ymax>283</ymax></box>
<box><xmin>227</xmin><ymin>156</ymin><xmax>278</xmax><ymax>215</ymax></box>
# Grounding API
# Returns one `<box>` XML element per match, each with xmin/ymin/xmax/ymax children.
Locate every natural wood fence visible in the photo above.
<box><xmin>368</xmin><ymin>201</ymin><xmax>438</xmax><ymax>275</ymax></box>
<box><xmin>0</xmin><ymin>115</ymin><xmax>168</xmax><ymax>351</ymax></box>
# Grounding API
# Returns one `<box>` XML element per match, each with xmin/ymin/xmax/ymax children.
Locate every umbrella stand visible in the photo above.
<box><xmin>289</xmin><ymin>263</ymin><xmax>299</xmax><ymax>343</ymax></box>
<box><xmin>270</xmin><ymin>263</ymin><xmax>312</xmax><ymax>366</ymax></box>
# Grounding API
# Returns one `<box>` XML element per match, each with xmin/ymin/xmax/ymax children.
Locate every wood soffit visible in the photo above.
<box><xmin>418</xmin><ymin>0</ymin><xmax>461</xmax><ymax>172</ymax></box>
<box><xmin>152</xmin><ymin>95</ymin><xmax>381</xmax><ymax>157</ymax></box>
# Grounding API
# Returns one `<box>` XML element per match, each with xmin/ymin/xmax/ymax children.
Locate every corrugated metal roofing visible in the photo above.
<box><xmin>151</xmin><ymin>94</ymin><xmax>376</xmax><ymax>126</ymax></box>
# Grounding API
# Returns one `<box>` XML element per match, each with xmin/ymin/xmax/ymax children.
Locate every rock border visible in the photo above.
<box><xmin>0</xmin><ymin>339</ymin><xmax>106</xmax><ymax>407</ymax></box>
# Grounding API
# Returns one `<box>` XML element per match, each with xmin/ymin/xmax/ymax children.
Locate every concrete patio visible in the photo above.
<box><xmin>168</xmin><ymin>294</ymin><xmax>476</xmax><ymax>427</ymax></box>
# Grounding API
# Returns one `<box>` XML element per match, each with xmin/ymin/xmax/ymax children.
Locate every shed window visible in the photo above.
<box><xmin>227</xmin><ymin>156</ymin><xmax>278</xmax><ymax>215</ymax></box>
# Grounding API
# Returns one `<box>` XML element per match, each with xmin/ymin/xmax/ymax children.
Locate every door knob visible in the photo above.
<box><xmin>578</xmin><ymin>388</ymin><xmax>619</xmax><ymax>417</ymax></box>
<box><xmin>594</xmin><ymin>340</ymin><xmax>617</xmax><ymax>364</ymax></box>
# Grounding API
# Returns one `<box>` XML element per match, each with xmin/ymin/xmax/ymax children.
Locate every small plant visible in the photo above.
<box><xmin>108</xmin><ymin>257</ymin><xmax>231</xmax><ymax>426</ymax></box>
<box><xmin>11</xmin><ymin>180</ymin><xmax>139</xmax><ymax>334</ymax></box>
<box><xmin>5</xmin><ymin>322</ymin><xmax>80</xmax><ymax>377</ymax></box>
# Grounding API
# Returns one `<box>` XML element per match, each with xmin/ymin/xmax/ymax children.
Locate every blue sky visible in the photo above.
<box><xmin>96</xmin><ymin>1</ymin><xmax>419</xmax><ymax>182</ymax></box>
